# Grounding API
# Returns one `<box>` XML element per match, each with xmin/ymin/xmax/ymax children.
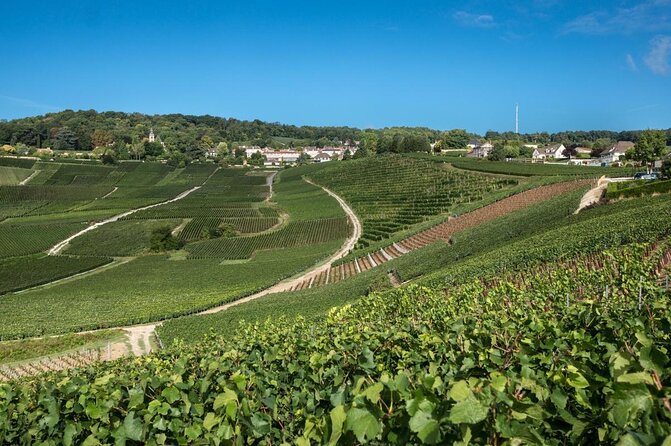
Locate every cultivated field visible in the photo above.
<box><xmin>0</xmin><ymin>161</ymin><xmax>349</xmax><ymax>339</ymax></box>
<box><xmin>1</xmin><ymin>154</ymin><xmax>670</xmax><ymax>444</ymax></box>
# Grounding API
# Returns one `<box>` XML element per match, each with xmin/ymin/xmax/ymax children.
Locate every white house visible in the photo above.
<box><xmin>304</xmin><ymin>147</ymin><xmax>321</xmax><ymax>159</ymax></box>
<box><xmin>532</xmin><ymin>143</ymin><xmax>566</xmax><ymax>160</ymax></box>
<box><xmin>599</xmin><ymin>141</ymin><xmax>634</xmax><ymax>165</ymax></box>
<box><xmin>243</xmin><ymin>146</ymin><xmax>263</xmax><ymax>158</ymax></box>
<box><xmin>466</xmin><ymin>142</ymin><xmax>493</xmax><ymax>158</ymax></box>
<box><xmin>313</xmin><ymin>152</ymin><xmax>332</xmax><ymax>163</ymax></box>
<box><xmin>264</xmin><ymin>150</ymin><xmax>300</xmax><ymax>166</ymax></box>
<box><xmin>466</xmin><ymin>140</ymin><xmax>481</xmax><ymax>150</ymax></box>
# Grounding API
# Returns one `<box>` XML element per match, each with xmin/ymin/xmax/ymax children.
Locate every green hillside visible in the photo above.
<box><xmin>1</xmin><ymin>154</ymin><xmax>670</xmax><ymax>444</ymax></box>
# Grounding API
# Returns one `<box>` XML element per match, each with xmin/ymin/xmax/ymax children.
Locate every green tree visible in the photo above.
<box><xmin>101</xmin><ymin>151</ymin><xmax>117</xmax><ymax>165</ymax></box>
<box><xmin>488</xmin><ymin>144</ymin><xmax>519</xmax><ymax>161</ymax></box>
<box><xmin>360</xmin><ymin>131</ymin><xmax>378</xmax><ymax>153</ymax></box>
<box><xmin>353</xmin><ymin>146</ymin><xmax>370</xmax><ymax>159</ymax></box>
<box><xmin>91</xmin><ymin>129</ymin><xmax>114</xmax><ymax>148</ymax></box>
<box><xmin>441</xmin><ymin>129</ymin><xmax>470</xmax><ymax>151</ymax></box>
<box><xmin>400</xmin><ymin>134</ymin><xmax>431</xmax><ymax>153</ymax></box>
<box><xmin>562</xmin><ymin>146</ymin><xmax>578</xmax><ymax>159</ymax></box>
<box><xmin>199</xmin><ymin>135</ymin><xmax>214</xmax><ymax>151</ymax></box>
<box><xmin>661</xmin><ymin>160</ymin><xmax>671</xmax><ymax>179</ymax></box>
<box><xmin>216</xmin><ymin>141</ymin><xmax>229</xmax><ymax>157</ymax></box>
<box><xmin>342</xmin><ymin>149</ymin><xmax>352</xmax><ymax>160</ymax></box>
<box><xmin>143</xmin><ymin>141</ymin><xmax>164</xmax><ymax>157</ymax></box>
<box><xmin>150</xmin><ymin>226</ymin><xmax>184</xmax><ymax>252</ymax></box>
<box><xmin>53</xmin><ymin>126</ymin><xmax>78</xmax><ymax>150</ymax></box>
<box><xmin>249</xmin><ymin>151</ymin><xmax>266</xmax><ymax>166</ymax></box>
<box><xmin>629</xmin><ymin>130</ymin><xmax>667</xmax><ymax>171</ymax></box>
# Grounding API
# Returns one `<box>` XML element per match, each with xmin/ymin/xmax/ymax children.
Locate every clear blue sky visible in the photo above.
<box><xmin>1</xmin><ymin>0</ymin><xmax>669</xmax><ymax>134</ymax></box>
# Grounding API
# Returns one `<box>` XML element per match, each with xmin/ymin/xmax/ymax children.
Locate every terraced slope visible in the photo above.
<box><xmin>287</xmin><ymin>179</ymin><xmax>591</xmax><ymax>290</ymax></box>
<box><xmin>308</xmin><ymin>155</ymin><xmax>520</xmax><ymax>249</ymax></box>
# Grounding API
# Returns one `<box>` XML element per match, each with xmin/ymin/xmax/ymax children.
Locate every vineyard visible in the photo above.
<box><xmin>64</xmin><ymin>219</ymin><xmax>183</xmax><ymax>257</ymax></box>
<box><xmin>0</xmin><ymin>222</ymin><xmax>88</xmax><ymax>258</ymax></box>
<box><xmin>2</xmin><ymin>242</ymin><xmax>671</xmax><ymax>444</ymax></box>
<box><xmin>0</xmin><ymin>157</ymin><xmax>36</xmax><ymax>169</ymax></box>
<box><xmin>178</xmin><ymin>217</ymin><xmax>279</xmax><ymax>241</ymax></box>
<box><xmin>0</xmin><ymin>162</ymin><xmax>350</xmax><ymax>339</ymax></box>
<box><xmin>186</xmin><ymin>217</ymin><xmax>351</xmax><ymax>259</ymax></box>
<box><xmin>606</xmin><ymin>179</ymin><xmax>671</xmax><ymax>200</ymax></box>
<box><xmin>434</xmin><ymin>155</ymin><xmax>639</xmax><ymax>177</ymax></box>
<box><xmin>0</xmin><ymin>349</ymin><xmax>106</xmax><ymax>381</ymax></box>
<box><xmin>0</xmin><ymin>241</ymin><xmax>346</xmax><ymax>339</ymax></box>
<box><xmin>0</xmin><ymin>254</ymin><xmax>112</xmax><ymax>295</ymax></box>
<box><xmin>0</xmin><ymin>167</ymin><xmax>32</xmax><ymax>185</ymax></box>
<box><xmin>2</xmin><ymin>153</ymin><xmax>671</xmax><ymax>443</ymax></box>
<box><xmin>308</xmin><ymin>155</ymin><xmax>520</xmax><ymax>249</ymax></box>
<box><xmin>282</xmin><ymin>179</ymin><xmax>591</xmax><ymax>288</ymax></box>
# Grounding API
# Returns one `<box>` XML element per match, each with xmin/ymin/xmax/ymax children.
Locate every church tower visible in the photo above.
<box><xmin>149</xmin><ymin>128</ymin><xmax>156</xmax><ymax>143</ymax></box>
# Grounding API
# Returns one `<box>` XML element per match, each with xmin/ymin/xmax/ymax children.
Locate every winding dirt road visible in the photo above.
<box><xmin>120</xmin><ymin>176</ymin><xmax>362</xmax><ymax>353</ymax></box>
<box><xmin>47</xmin><ymin>186</ymin><xmax>202</xmax><ymax>255</ymax></box>
<box><xmin>198</xmin><ymin>178</ymin><xmax>362</xmax><ymax>314</ymax></box>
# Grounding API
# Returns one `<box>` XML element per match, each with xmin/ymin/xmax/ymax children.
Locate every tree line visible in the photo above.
<box><xmin>1</xmin><ymin>110</ymin><xmax>669</xmax><ymax>165</ymax></box>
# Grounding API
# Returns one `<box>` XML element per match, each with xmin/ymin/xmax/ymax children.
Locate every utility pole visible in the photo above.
<box><xmin>515</xmin><ymin>104</ymin><xmax>519</xmax><ymax>134</ymax></box>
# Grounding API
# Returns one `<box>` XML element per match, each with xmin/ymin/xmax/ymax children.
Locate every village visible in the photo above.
<box><xmin>461</xmin><ymin>139</ymin><xmax>666</xmax><ymax>167</ymax></box>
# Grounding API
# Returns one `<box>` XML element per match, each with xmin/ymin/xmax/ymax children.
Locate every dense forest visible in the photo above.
<box><xmin>0</xmin><ymin>110</ymin><xmax>669</xmax><ymax>163</ymax></box>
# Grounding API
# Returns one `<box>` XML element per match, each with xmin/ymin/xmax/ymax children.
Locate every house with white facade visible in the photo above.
<box><xmin>263</xmin><ymin>150</ymin><xmax>301</xmax><ymax>166</ymax></box>
<box><xmin>313</xmin><ymin>152</ymin><xmax>332</xmax><ymax>163</ymax></box>
<box><xmin>243</xmin><ymin>146</ymin><xmax>263</xmax><ymax>158</ymax></box>
<box><xmin>466</xmin><ymin>142</ymin><xmax>493</xmax><ymax>158</ymax></box>
<box><xmin>532</xmin><ymin>143</ymin><xmax>566</xmax><ymax>160</ymax></box>
<box><xmin>466</xmin><ymin>140</ymin><xmax>481</xmax><ymax>150</ymax></box>
<box><xmin>599</xmin><ymin>141</ymin><xmax>634</xmax><ymax>165</ymax></box>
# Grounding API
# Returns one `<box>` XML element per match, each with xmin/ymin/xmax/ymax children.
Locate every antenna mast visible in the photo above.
<box><xmin>515</xmin><ymin>103</ymin><xmax>519</xmax><ymax>134</ymax></box>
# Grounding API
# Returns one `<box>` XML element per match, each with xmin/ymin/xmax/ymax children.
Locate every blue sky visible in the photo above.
<box><xmin>0</xmin><ymin>0</ymin><xmax>669</xmax><ymax>134</ymax></box>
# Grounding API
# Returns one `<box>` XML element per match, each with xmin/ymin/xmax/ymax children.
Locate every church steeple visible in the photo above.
<box><xmin>148</xmin><ymin>128</ymin><xmax>155</xmax><ymax>143</ymax></box>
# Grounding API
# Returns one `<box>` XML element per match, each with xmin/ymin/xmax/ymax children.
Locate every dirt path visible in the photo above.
<box><xmin>47</xmin><ymin>186</ymin><xmax>202</xmax><ymax>255</ymax></box>
<box><xmin>12</xmin><ymin>176</ymin><xmax>589</xmax><ymax>365</ymax></box>
<box><xmin>171</xmin><ymin>219</ymin><xmax>190</xmax><ymax>237</ymax></box>
<box><xmin>574</xmin><ymin>176</ymin><xmax>633</xmax><ymax>214</ymax></box>
<box><xmin>197</xmin><ymin>178</ymin><xmax>362</xmax><ymax>315</ymax></box>
<box><xmin>101</xmin><ymin>186</ymin><xmax>118</xmax><ymax>199</ymax></box>
<box><xmin>125</xmin><ymin>325</ymin><xmax>155</xmax><ymax>356</ymax></box>
<box><xmin>122</xmin><ymin>175</ymin><xmax>360</xmax><ymax>352</ymax></box>
<box><xmin>266</xmin><ymin>171</ymin><xmax>277</xmax><ymax>197</ymax></box>
<box><xmin>48</xmin><ymin>167</ymin><xmax>222</xmax><ymax>256</ymax></box>
<box><xmin>19</xmin><ymin>170</ymin><xmax>39</xmax><ymax>185</ymax></box>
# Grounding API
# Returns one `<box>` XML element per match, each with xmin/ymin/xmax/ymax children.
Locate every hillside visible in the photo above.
<box><xmin>1</xmin><ymin>154</ymin><xmax>670</xmax><ymax>444</ymax></box>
